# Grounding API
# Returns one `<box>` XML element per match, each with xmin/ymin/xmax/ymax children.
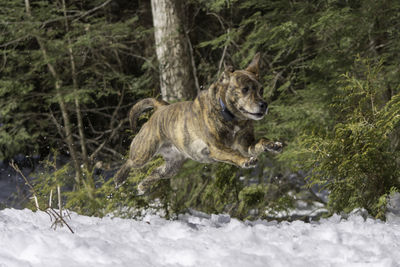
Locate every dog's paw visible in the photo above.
<box><xmin>242</xmin><ymin>157</ymin><xmax>258</xmax><ymax>168</ymax></box>
<box><xmin>114</xmin><ymin>179</ymin><xmax>126</xmax><ymax>189</ymax></box>
<box><xmin>137</xmin><ymin>183</ymin><xmax>146</xmax><ymax>196</ymax></box>
<box><xmin>264</xmin><ymin>141</ymin><xmax>283</xmax><ymax>153</ymax></box>
<box><xmin>137</xmin><ymin>180</ymin><xmax>152</xmax><ymax>196</ymax></box>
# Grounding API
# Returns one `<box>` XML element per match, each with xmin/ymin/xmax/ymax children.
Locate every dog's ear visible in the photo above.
<box><xmin>218</xmin><ymin>65</ymin><xmax>234</xmax><ymax>85</ymax></box>
<box><xmin>245</xmin><ymin>52</ymin><xmax>261</xmax><ymax>78</ymax></box>
<box><xmin>224</xmin><ymin>64</ymin><xmax>234</xmax><ymax>73</ymax></box>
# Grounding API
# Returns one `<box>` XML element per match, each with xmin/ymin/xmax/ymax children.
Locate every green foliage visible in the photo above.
<box><xmin>31</xmin><ymin>154</ymin><xmax>175</xmax><ymax>218</ymax></box>
<box><xmin>0</xmin><ymin>0</ymin><xmax>155</xmax><ymax>160</ymax></box>
<box><xmin>152</xmin><ymin>161</ymin><xmax>297</xmax><ymax>220</ymax></box>
<box><xmin>298</xmin><ymin>58</ymin><xmax>400</xmax><ymax>219</ymax></box>
<box><xmin>237</xmin><ymin>185</ymin><xmax>267</xmax><ymax>216</ymax></box>
<box><xmin>200</xmin><ymin>164</ymin><xmax>240</xmax><ymax>214</ymax></box>
<box><xmin>28</xmin><ymin>156</ymin><xmax>298</xmax><ymax>220</ymax></box>
<box><xmin>29</xmin><ymin>155</ymin><xmax>74</xmax><ymax>211</ymax></box>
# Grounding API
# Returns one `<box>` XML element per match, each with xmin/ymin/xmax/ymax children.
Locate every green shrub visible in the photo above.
<box><xmin>28</xmin><ymin>150</ymin><xmax>303</xmax><ymax>220</ymax></box>
<box><xmin>299</xmin><ymin>58</ymin><xmax>400</xmax><ymax>219</ymax></box>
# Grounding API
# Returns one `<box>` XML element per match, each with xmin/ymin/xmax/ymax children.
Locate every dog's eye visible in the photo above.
<box><xmin>241</xmin><ymin>87</ymin><xmax>249</xmax><ymax>94</ymax></box>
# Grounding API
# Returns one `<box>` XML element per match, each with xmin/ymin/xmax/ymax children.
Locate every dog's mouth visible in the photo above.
<box><xmin>239</xmin><ymin>108</ymin><xmax>266</xmax><ymax>119</ymax></box>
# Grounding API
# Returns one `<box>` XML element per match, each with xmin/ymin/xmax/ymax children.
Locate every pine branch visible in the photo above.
<box><xmin>0</xmin><ymin>36</ymin><xmax>31</xmax><ymax>48</ymax></box>
<box><xmin>37</xmin><ymin>0</ymin><xmax>113</xmax><ymax>29</ymax></box>
<box><xmin>72</xmin><ymin>0</ymin><xmax>113</xmax><ymax>22</ymax></box>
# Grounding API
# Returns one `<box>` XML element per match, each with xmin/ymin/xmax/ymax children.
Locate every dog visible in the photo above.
<box><xmin>114</xmin><ymin>53</ymin><xmax>283</xmax><ymax>194</ymax></box>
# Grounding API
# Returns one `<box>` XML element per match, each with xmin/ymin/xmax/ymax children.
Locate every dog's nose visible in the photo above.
<box><xmin>259</xmin><ymin>101</ymin><xmax>268</xmax><ymax>111</ymax></box>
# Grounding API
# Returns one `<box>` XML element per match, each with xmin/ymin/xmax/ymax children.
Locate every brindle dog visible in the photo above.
<box><xmin>114</xmin><ymin>53</ymin><xmax>282</xmax><ymax>194</ymax></box>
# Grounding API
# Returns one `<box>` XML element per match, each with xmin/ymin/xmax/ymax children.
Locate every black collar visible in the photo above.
<box><xmin>219</xmin><ymin>98</ymin><xmax>235</xmax><ymax>121</ymax></box>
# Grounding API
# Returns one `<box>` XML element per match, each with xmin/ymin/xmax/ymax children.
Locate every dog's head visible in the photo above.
<box><xmin>221</xmin><ymin>53</ymin><xmax>268</xmax><ymax>121</ymax></box>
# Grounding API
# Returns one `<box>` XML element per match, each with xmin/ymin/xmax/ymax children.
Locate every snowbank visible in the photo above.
<box><xmin>0</xmin><ymin>208</ymin><xmax>399</xmax><ymax>267</ymax></box>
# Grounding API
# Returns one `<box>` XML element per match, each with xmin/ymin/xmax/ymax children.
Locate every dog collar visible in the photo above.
<box><xmin>219</xmin><ymin>98</ymin><xmax>235</xmax><ymax>121</ymax></box>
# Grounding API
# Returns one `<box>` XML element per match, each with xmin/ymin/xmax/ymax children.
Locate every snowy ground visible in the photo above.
<box><xmin>0</xmin><ymin>209</ymin><xmax>400</xmax><ymax>267</ymax></box>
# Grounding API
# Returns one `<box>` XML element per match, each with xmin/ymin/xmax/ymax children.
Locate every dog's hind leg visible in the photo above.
<box><xmin>113</xmin><ymin>124</ymin><xmax>160</xmax><ymax>187</ymax></box>
<box><xmin>137</xmin><ymin>159</ymin><xmax>185</xmax><ymax>195</ymax></box>
<box><xmin>137</xmin><ymin>144</ymin><xmax>186</xmax><ymax>195</ymax></box>
<box><xmin>113</xmin><ymin>159</ymin><xmax>135</xmax><ymax>188</ymax></box>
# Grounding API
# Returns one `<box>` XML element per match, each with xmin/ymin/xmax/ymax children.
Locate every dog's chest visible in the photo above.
<box><xmin>186</xmin><ymin>139</ymin><xmax>213</xmax><ymax>163</ymax></box>
<box><xmin>223</xmin><ymin>125</ymin><xmax>242</xmax><ymax>140</ymax></box>
<box><xmin>232</xmin><ymin>125</ymin><xmax>241</xmax><ymax>136</ymax></box>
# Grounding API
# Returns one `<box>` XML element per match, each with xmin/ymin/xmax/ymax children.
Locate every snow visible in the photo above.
<box><xmin>0</xmin><ymin>209</ymin><xmax>400</xmax><ymax>267</ymax></box>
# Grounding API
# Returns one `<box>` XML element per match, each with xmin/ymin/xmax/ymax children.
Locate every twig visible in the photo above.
<box><xmin>206</xmin><ymin>12</ymin><xmax>226</xmax><ymax>31</ymax></box>
<box><xmin>49</xmin><ymin>109</ymin><xmax>65</xmax><ymax>139</ymax></box>
<box><xmin>87</xmin><ymin>142</ymin><xmax>124</xmax><ymax>160</ymax></box>
<box><xmin>1</xmin><ymin>50</ymin><xmax>7</xmax><ymax>72</ymax></box>
<box><xmin>10</xmin><ymin>160</ymin><xmax>37</xmax><ymax>195</ymax></box>
<box><xmin>89</xmin><ymin>121</ymin><xmax>124</xmax><ymax>161</ymax></box>
<box><xmin>0</xmin><ymin>36</ymin><xmax>30</xmax><ymax>48</ymax></box>
<box><xmin>185</xmin><ymin>29</ymin><xmax>200</xmax><ymax>93</ymax></box>
<box><xmin>49</xmin><ymin>189</ymin><xmax>53</xmax><ymax>207</ymax></box>
<box><xmin>33</xmin><ymin>195</ymin><xmax>40</xmax><ymax>210</ymax></box>
<box><xmin>118</xmin><ymin>50</ymin><xmax>158</xmax><ymax>71</ymax></box>
<box><xmin>72</xmin><ymin>0</ymin><xmax>112</xmax><ymax>22</ymax></box>
<box><xmin>89</xmin><ymin>101</ymin><xmax>128</xmax><ymax>162</ymax></box>
<box><xmin>32</xmin><ymin>0</ymin><xmax>113</xmax><ymax>29</ymax></box>
<box><xmin>58</xmin><ymin>185</ymin><xmax>62</xmax><ymax>219</ymax></box>
<box><xmin>217</xmin><ymin>28</ymin><xmax>230</xmax><ymax>77</ymax></box>
<box><xmin>9</xmin><ymin>161</ymin><xmax>74</xmax><ymax>234</ymax></box>
<box><xmin>80</xmin><ymin>103</ymin><xmax>133</xmax><ymax>113</ymax></box>
<box><xmin>206</xmin><ymin>12</ymin><xmax>230</xmax><ymax>77</ymax></box>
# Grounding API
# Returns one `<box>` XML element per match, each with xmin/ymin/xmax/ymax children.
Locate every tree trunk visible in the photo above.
<box><xmin>151</xmin><ymin>0</ymin><xmax>196</xmax><ymax>101</ymax></box>
<box><xmin>61</xmin><ymin>0</ymin><xmax>89</xmax><ymax>170</ymax></box>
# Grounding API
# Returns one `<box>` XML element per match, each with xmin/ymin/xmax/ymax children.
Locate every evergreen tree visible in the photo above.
<box><xmin>1</xmin><ymin>0</ymin><xmax>156</xmax><ymax>166</ymax></box>
<box><xmin>299</xmin><ymin>58</ymin><xmax>400</xmax><ymax>218</ymax></box>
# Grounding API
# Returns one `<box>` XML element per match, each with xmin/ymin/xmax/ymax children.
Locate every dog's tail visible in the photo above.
<box><xmin>129</xmin><ymin>98</ymin><xmax>168</xmax><ymax>131</ymax></box>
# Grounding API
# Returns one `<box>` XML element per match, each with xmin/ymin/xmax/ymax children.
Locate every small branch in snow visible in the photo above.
<box><xmin>9</xmin><ymin>161</ymin><xmax>74</xmax><ymax>234</ymax></box>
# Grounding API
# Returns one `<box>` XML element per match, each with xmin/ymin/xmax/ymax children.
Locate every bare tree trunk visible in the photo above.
<box><xmin>151</xmin><ymin>0</ymin><xmax>196</xmax><ymax>101</ymax></box>
<box><xmin>25</xmin><ymin>0</ymin><xmax>82</xmax><ymax>184</ymax></box>
<box><xmin>61</xmin><ymin>0</ymin><xmax>89</xmax><ymax>170</ymax></box>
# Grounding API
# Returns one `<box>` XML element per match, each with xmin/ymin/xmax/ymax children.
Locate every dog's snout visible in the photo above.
<box><xmin>259</xmin><ymin>101</ymin><xmax>268</xmax><ymax>111</ymax></box>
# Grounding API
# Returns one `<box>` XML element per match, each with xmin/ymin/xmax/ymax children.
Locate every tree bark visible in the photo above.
<box><xmin>151</xmin><ymin>0</ymin><xmax>196</xmax><ymax>101</ymax></box>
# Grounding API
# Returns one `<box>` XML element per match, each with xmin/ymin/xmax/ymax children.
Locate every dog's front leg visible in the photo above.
<box><xmin>234</xmin><ymin>128</ymin><xmax>282</xmax><ymax>157</ymax></box>
<box><xmin>209</xmin><ymin>145</ymin><xmax>258</xmax><ymax>168</ymax></box>
<box><xmin>248</xmin><ymin>138</ymin><xmax>283</xmax><ymax>156</ymax></box>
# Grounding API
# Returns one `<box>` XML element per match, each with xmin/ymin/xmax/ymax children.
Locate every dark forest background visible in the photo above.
<box><xmin>1</xmin><ymin>0</ymin><xmax>399</xmax><ymax>220</ymax></box>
